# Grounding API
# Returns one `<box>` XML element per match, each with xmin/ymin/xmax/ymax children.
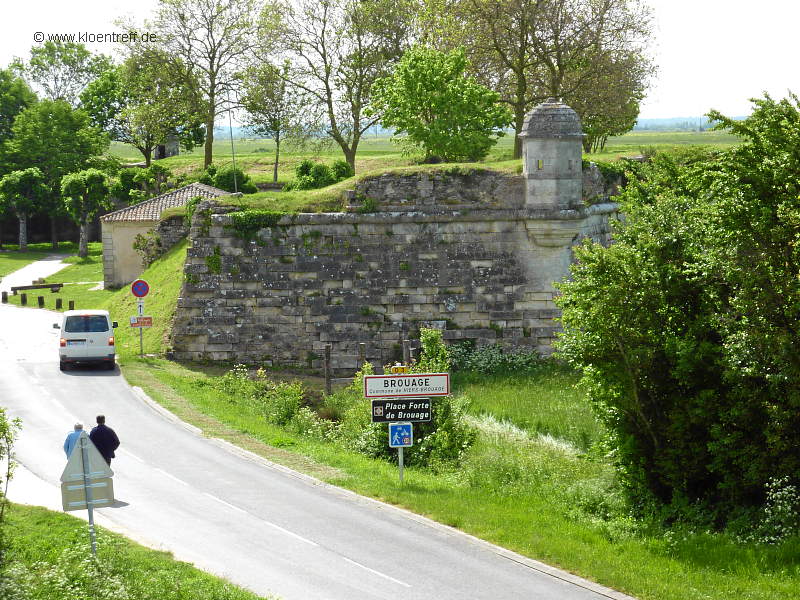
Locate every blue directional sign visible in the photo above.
<box><xmin>388</xmin><ymin>422</ymin><xmax>413</xmax><ymax>448</ymax></box>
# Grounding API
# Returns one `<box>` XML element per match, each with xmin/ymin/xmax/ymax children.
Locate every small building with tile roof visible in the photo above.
<box><xmin>100</xmin><ymin>182</ymin><xmax>229</xmax><ymax>288</ymax></box>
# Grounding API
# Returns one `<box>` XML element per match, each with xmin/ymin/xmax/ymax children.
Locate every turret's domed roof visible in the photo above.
<box><xmin>520</xmin><ymin>98</ymin><xmax>583</xmax><ymax>139</ymax></box>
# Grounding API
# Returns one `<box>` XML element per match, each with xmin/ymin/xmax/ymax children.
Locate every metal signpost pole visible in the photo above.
<box><xmin>138</xmin><ymin>300</ymin><xmax>144</xmax><ymax>357</ymax></box>
<box><xmin>79</xmin><ymin>435</ymin><xmax>98</xmax><ymax>556</ymax></box>
<box><xmin>398</xmin><ymin>445</ymin><xmax>404</xmax><ymax>484</ymax></box>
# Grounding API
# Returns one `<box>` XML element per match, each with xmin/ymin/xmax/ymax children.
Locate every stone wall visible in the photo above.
<box><xmin>156</xmin><ymin>215</ymin><xmax>189</xmax><ymax>251</ymax></box>
<box><xmin>171</xmin><ymin>172</ymin><xmax>619</xmax><ymax>372</ymax></box>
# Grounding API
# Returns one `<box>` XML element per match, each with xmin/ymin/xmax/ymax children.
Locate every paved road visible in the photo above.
<box><xmin>0</xmin><ymin>285</ymin><xmax>633</xmax><ymax>599</ymax></box>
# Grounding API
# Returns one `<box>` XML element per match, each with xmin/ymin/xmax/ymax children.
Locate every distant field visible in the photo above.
<box><xmin>110</xmin><ymin>128</ymin><xmax>741</xmax><ymax>178</ymax></box>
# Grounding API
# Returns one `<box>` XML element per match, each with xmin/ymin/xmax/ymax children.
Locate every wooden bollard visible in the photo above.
<box><xmin>68</xmin><ymin>300</ymin><xmax>74</xmax><ymax>310</ymax></box>
<box><xmin>20</xmin><ymin>293</ymin><xmax>27</xmax><ymax>306</ymax></box>
<box><xmin>358</xmin><ymin>342</ymin><xmax>366</xmax><ymax>367</ymax></box>
<box><xmin>37</xmin><ymin>296</ymin><xmax>44</xmax><ymax>308</ymax></box>
<box><xmin>1</xmin><ymin>291</ymin><xmax>6</xmax><ymax>304</ymax></box>
<box><xmin>402</xmin><ymin>339</ymin><xmax>410</xmax><ymax>364</ymax></box>
<box><xmin>324</xmin><ymin>345</ymin><xmax>332</xmax><ymax>396</ymax></box>
<box><xmin>55</xmin><ymin>298</ymin><xmax>62</xmax><ymax>310</ymax></box>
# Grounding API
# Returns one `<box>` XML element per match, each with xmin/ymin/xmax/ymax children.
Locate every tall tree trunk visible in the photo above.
<box><xmin>204</xmin><ymin>116</ymin><xmax>215</xmax><ymax>168</ymax></box>
<box><xmin>513</xmin><ymin>105</ymin><xmax>526</xmax><ymax>160</ymax></box>
<box><xmin>50</xmin><ymin>216</ymin><xmax>58</xmax><ymax>250</ymax></box>
<box><xmin>143</xmin><ymin>147</ymin><xmax>153</xmax><ymax>168</ymax></box>
<box><xmin>78</xmin><ymin>215</ymin><xmax>88</xmax><ymax>259</ymax></box>
<box><xmin>273</xmin><ymin>134</ymin><xmax>281</xmax><ymax>183</ymax></box>
<box><xmin>18</xmin><ymin>213</ymin><xmax>27</xmax><ymax>252</ymax></box>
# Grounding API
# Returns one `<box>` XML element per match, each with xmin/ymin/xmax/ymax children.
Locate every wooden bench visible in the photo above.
<box><xmin>10</xmin><ymin>282</ymin><xmax>63</xmax><ymax>295</ymax></box>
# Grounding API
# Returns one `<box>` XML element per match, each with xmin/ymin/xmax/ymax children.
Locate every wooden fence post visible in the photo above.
<box><xmin>358</xmin><ymin>342</ymin><xmax>366</xmax><ymax>367</ymax></box>
<box><xmin>55</xmin><ymin>298</ymin><xmax>62</xmax><ymax>310</ymax></box>
<box><xmin>37</xmin><ymin>296</ymin><xmax>44</xmax><ymax>308</ymax></box>
<box><xmin>68</xmin><ymin>300</ymin><xmax>74</xmax><ymax>311</ymax></box>
<box><xmin>324</xmin><ymin>344</ymin><xmax>332</xmax><ymax>396</ymax></box>
<box><xmin>20</xmin><ymin>293</ymin><xmax>27</xmax><ymax>306</ymax></box>
<box><xmin>402</xmin><ymin>339</ymin><xmax>410</xmax><ymax>365</ymax></box>
<box><xmin>1</xmin><ymin>291</ymin><xmax>6</xmax><ymax>304</ymax></box>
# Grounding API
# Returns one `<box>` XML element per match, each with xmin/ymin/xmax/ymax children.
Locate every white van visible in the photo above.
<box><xmin>54</xmin><ymin>310</ymin><xmax>118</xmax><ymax>371</ymax></box>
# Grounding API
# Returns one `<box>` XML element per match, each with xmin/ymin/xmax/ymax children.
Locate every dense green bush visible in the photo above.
<box><xmin>556</xmin><ymin>95</ymin><xmax>800</xmax><ymax>529</ymax></box>
<box><xmin>198</xmin><ymin>164</ymin><xmax>257</xmax><ymax>194</ymax></box>
<box><xmin>213</xmin><ymin>365</ymin><xmax>303</xmax><ymax>427</ymax></box>
<box><xmin>283</xmin><ymin>158</ymin><xmax>352</xmax><ymax>191</ymax></box>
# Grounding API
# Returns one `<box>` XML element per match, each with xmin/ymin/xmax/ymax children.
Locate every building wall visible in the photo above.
<box><xmin>102</xmin><ymin>221</ymin><xmax>154</xmax><ymax>288</ymax></box>
<box><xmin>171</xmin><ymin>173</ymin><xmax>618</xmax><ymax>372</ymax></box>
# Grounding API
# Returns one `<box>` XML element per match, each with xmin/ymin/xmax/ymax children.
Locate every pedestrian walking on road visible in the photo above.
<box><xmin>89</xmin><ymin>415</ymin><xmax>120</xmax><ymax>465</ymax></box>
<box><xmin>63</xmin><ymin>423</ymin><xmax>83</xmax><ymax>458</ymax></box>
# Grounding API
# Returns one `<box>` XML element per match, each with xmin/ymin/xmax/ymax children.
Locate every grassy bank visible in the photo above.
<box><xmin>1</xmin><ymin>504</ymin><xmax>270</xmax><ymax>599</ymax></box>
<box><xmin>121</xmin><ymin>358</ymin><xmax>800</xmax><ymax>600</ymax></box>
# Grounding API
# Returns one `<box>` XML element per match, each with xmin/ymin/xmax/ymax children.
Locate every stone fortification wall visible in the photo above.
<box><xmin>171</xmin><ymin>174</ymin><xmax>618</xmax><ymax>372</ymax></box>
<box><xmin>155</xmin><ymin>215</ymin><xmax>189</xmax><ymax>251</ymax></box>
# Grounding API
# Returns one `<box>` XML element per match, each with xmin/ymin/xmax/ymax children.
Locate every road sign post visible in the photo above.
<box><xmin>61</xmin><ymin>432</ymin><xmax>114</xmax><ymax>556</ymax></box>
<box><xmin>388</xmin><ymin>422</ymin><xmax>413</xmax><ymax>483</ymax></box>
<box><xmin>131</xmin><ymin>280</ymin><xmax>150</xmax><ymax>357</ymax></box>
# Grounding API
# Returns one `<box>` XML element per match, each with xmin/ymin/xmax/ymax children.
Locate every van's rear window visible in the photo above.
<box><xmin>64</xmin><ymin>315</ymin><xmax>109</xmax><ymax>333</ymax></box>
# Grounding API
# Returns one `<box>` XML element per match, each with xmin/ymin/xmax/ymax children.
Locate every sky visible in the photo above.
<box><xmin>0</xmin><ymin>0</ymin><xmax>797</xmax><ymax>120</ymax></box>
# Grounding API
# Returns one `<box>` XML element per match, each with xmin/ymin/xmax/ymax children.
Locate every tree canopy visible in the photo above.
<box><xmin>556</xmin><ymin>95</ymin><xmax>800</xmax><ymax>527</ymax></box>
<box><xmin>61</xmin><ymin>168</ymin><xmax>111</xmax><ymax>258</ymax></box>
<box><xmin>421</xmin><ymin>0</ymin><xmax>653</xmax><ymax>157</ymax></box>
<box><xmin>80</xmin><ymin>52</ymin><xmax>204</xmax><ymax>166</ymax></box>
<box><xmin>0</xmin><ymin>168</ymin><xmax>48</xmax><ymax>251</ymax></box>
<box><xmin>371</xmin><ymin>46</ymin><xmax>512</xmax><ymax>162</ymax></box>
<box><xmin>13</xmin><ymin>40</ymin><xmax>111</xmax><ymax>106</ymax></box>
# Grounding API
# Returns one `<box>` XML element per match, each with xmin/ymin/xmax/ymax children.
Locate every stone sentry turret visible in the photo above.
<box><xmin>519</xmin><ymin>98</ymin><xmax>584</xmax><ymax>210</ymax></box>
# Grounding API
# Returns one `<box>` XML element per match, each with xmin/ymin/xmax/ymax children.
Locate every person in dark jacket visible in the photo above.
<box><xmin>89</xmin><ymin>415</ymin><xmax>120</xmax><ymax>465</ymax></box>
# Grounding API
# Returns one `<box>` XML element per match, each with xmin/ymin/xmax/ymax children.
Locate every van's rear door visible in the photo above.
<box><xmin>63</xmin><ymin>315</ymin><xmax>90</xmax><ymax>358</ymax></box>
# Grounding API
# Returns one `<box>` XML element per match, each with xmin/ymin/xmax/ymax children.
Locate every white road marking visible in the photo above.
<box><xmin>341</xmin><ymin>556</ymin><xmax>411</xmax><ymax>588</ymax></box>
<box><xmin>155</xmin><ymin>467</ymin><xmax>189</xmax><ymax>486</ymax></box>
<box><xmin>203</xmin><ymin>492</ymin><xmax>248</xmax><ymax>513</ymax></box>
<box><xmin>121</xmin><ymin>450</ymin><xmax>145</xmax><ymax>463</ymax></box>
<box><xmin>201</xmin><ymin>493</ymin><xmax>319</xmax><ymax>547</ymax></box>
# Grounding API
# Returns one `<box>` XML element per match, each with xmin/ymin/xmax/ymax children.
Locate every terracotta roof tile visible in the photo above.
<box><xmin>101</xmin><ymin>183</ymin><xmax>229</xmax><ymax>222</ymax></box>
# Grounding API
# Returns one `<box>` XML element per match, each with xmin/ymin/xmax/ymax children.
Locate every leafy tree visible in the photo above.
<box><xmin>80</xmin><ymin>53</ymin><xmax>205</xmax><ymax>166</ymax></box>
<box><xmin>278</xmin><ymin>0</ymin><xmax>416</xmax><ymax>171</ymax></box>
<box><xmin>421</xmin><ymin>0</ymin><xmax>654</xmax><ymax>158</ymax></box>
<box><xmin>0</xmin><ymin>168</ymin><xmax>48</xmax><ymax>251</ymax></box>
<box><xmin>239</xmin><ymin>60</ymin><xmax>310</xmax><ymax>183</ymax></box>
<box><xmin>556</xmin><ymin>95</ymin><xmax>800</xmax><ymax>527</ymax></box>
<box><xmin>370</xmin><ymin>46</ymin><xmax>512</xmax><ymax>161</ymax></box>
<box><xmin>6</xmin><ymin>100</ymin><xmax>108</xmax><ymax>248</ymax></box>
<box><xmin>0</xmin><ymin>68</ymin><xmax>36</xmax><ymax>149</ymax></box>
<box><xmin>61</xmin><ymin>168</ymin><xmax>112</xmax><ymax>258</ymax></box>
<box><xmin>137</xmin><ymin>0</ymin><xmax>280</xmax><ymax>168</ymax></box>
<box><xmin>13</xmin><ymin>40</ymin><xmax>111</xmax><ymax>106</ymax></box>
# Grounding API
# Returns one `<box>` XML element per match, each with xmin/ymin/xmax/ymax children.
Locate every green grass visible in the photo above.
<box><xmin>2</xmin><ymin>241</ymin><xmax>185</xmax><ymax>361</ymax></box>
<box><xmin>453</xmin><ymin>368</ymin><xmax>603</xmax><ymax>450</ymax></box>
<box><xmin>0</xmin><ymin>242</ymin><xmax>80</xmax><ymax>279</ymax></box>
<box><xmin>3</xmin><ymin>242</ymin><xmax>115</xmax><ymax>312</ymax></box>
<box><xmin>121</xmin><ymin>358</ymin><xmax>800</xmax><ymax>600</ymax></box>
<box><xmin>2</xmin><ymin>503</ymin><xmax>271</xmax><ymax>599</ymax></box>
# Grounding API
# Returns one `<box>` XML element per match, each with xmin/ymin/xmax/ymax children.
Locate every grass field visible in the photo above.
<box><xmin>110</xmin><ymin>129</ymin><xmax>741</xmax><ymax>189</ymax></box>
<box><xmin>2</xmin><ymin>504</ymin><xmax>271</xmax><ymax>599</ymax></box>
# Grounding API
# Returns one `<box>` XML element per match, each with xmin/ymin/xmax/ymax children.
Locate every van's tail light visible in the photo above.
<box><xmin>108</xmin><ymin>337</ymin><xmax>115</xmax><ymax>346</ymax></box>
<box><xmin>60</xmin><ymin>338</ymin><xmax>66</xmax><ymax>347</ymax></box>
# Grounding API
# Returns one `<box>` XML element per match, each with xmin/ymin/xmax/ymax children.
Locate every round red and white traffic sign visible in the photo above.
<box><xmin>131</xmin><ymin>279</ymin><xmax>150</xmax><ymax>298</ymax></box>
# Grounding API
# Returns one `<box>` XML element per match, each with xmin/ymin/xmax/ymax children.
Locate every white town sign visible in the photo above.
<box><xmin>363</xmin><ymin>373</ymin><xmax>450</xmax><ymax>398</ymax></box>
